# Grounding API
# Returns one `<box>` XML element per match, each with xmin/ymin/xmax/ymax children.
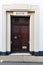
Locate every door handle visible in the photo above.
<box><xmin>14</xmin><ymin>36</ymin><xmax>17</xmax><ymax>39</ymax></box>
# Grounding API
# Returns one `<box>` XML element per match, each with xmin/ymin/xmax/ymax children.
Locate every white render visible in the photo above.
<box><xmin>0</xmin><ymin>0</ymin><xmax>43</xmax><ymax>54</ymax></box>
<box><xmin>2</xmin><ymin>4</ymin><xmax>39</xmax><ymax>52</ymax></box>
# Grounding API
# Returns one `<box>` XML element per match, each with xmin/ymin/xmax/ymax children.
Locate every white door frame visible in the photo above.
<box><xmin>2</xmin><ymin>4</ymin><xmax>39</xmax><ymax>53</ymax></box>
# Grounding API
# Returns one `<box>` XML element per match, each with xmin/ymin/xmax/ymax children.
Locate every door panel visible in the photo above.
<box><xmin>11</xmin><ymin>16</ymin><xmax>30</xmax><ymax>53</ymax></box>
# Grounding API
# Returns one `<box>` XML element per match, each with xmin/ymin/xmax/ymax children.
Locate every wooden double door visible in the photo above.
<box><xmin>11</xmin><ymin>16</ymin><xmax>30</xmax><ymax>53</ymax></box>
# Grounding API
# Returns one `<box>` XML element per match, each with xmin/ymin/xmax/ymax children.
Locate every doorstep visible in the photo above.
<box><xmin>0</xmin><ymin>56</ymin><xmax>43</xmax><ymax>62</ymax></box>
<box><xmin>10</xmin><ymin>53</ymin><xmax>31</xmax><ymax>55</ymax></box>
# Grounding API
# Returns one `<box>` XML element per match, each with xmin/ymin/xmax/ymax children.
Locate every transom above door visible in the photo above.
<box><xmin>11</xmin><ymin>16</ymin><xmax>30</xmax><ymax>53</ymax></box>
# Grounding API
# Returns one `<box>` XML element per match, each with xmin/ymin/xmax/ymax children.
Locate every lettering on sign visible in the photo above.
<box><xmin>13</xmin><ymin>12</ymin><xmax>27</xmax><ymax>15</ymax></box>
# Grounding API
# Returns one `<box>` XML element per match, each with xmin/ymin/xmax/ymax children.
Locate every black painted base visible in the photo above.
<box><xmin>30</xmin><ymin>51</ymin><xmax>43</xmax><ymax>56</ymax></box>
<box><xmin>0</xmin><ymin>52</ymin><xmax>11</xmax><ymax>55</ymax></box>
<box><xmin>39</xmin><ymin>51</ymin><xmax>43</xmax><ymax>56</ymax></box>
<box><xmin>0</xmin><ymin>51</ymin><xmax>43</xmax><ymax>56</ymax></box>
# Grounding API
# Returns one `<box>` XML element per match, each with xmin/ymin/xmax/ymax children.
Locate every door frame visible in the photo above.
<box><xmin>2</xmin><ymin>4</ymin><xmax>39</xmax><ymax>54</ymax></box>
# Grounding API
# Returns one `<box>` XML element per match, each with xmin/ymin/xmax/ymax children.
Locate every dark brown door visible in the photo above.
<box><xmin>11</xmin><ymin>16</ymin><xmax>30</xmax><ymax>53</ymax></box>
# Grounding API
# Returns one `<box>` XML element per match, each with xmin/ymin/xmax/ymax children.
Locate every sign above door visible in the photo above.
<box><xmin>13</xmin><ymin>12</ymin><xmax>28</xmax><ymax>15</ymax></box>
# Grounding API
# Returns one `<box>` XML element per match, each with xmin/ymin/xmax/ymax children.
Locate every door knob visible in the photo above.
<box><xmin>14</xmin><ymin>36</ymin><xmax>17</xmax><ymax>39</ymax></box>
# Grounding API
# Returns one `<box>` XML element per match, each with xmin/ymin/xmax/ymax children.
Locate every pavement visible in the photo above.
<box><xmin>0</xmin><ymin>55</ymin><xmax>43</xmax><ymax>62</ymax></box>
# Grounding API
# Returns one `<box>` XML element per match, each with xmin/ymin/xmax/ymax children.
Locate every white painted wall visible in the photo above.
<box><xmin>0</xmin><ymin>0</ymin><xmax>43</xmax><ymax>51</ymax></box>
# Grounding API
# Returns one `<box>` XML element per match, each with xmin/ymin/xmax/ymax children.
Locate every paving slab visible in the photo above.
<box><xmin>0</xmin><ymin>56</ymin><xmax>43</xmax><ymax>62</ymax></box>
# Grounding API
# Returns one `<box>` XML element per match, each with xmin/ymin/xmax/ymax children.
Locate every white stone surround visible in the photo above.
<box><xmin>10</xmin><ymin>53</ymin><xmax>31</xmax><ymax>56</ymax></box>
<box><xmin>2</xmin><ymin>4</ymin><xmax>39</xmax><ymax>54</ymax></box>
